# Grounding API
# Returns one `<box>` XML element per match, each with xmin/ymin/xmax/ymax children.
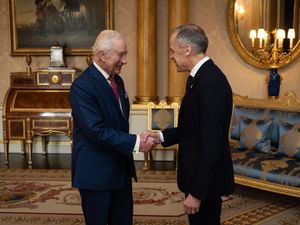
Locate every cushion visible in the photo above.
<box><xmin>275</xmin><ymin>111</ymin><xmax>300</xmax><ymax>148</ymax></box>
<box><xmin>230</xmin><ymin>107</ymin><xmax>271</xmax><ymax>141</ymax></box>
<box><xmin>277</xmin><ymin>122</ymin><xmax>300</xmax><ymax>160</ymax></box>
<box><xmin>239</xmin><ymin>117</ymin><xmax>273</xmax><ymax>153</ymax></box>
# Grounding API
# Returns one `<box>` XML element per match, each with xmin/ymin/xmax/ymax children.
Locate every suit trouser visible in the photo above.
<box><xmin>188</xmin><ymin>197</ymin><xmax>222</xmax><ymax>225</ymax></box>
<box><xmin>79</xmin><ymin>176</ymin><xmax>133</xmax><ymax>225</ymax></box>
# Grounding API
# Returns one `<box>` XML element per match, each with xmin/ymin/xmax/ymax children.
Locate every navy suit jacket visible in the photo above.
<box><xmin>162</xmin><ymin>59</ymin><xmax>235</xmax><ymax>199</ymax></box>
<box><xmin>69</xmin><ymin>64</ymin><xmax>137</xmax><ymax>191</ymax></box>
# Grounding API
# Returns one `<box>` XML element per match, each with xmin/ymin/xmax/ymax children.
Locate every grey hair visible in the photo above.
<box><xmin>172</xmin><ymin>24</ymin><xmax>208</xmax><ymax>54</ymax></box>
<box><xmin>92</xmin><ymin>30</ymin><xmax>123</xmax><ymax>56</ymax></box>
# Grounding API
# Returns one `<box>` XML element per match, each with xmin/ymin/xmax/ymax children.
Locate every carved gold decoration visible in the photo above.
<box><xmin>147</xmin><ymin>100</ymin><xmax>180</xmax><ymax>131</ymax></box>
<box><xmin>249</xmin><ymin>29</ymin><xmax>293</xmax><ymax>69</ymax></box>
<box><xmin>278</xmin><ymin>90</ymin><xmax>300</xmax><ymax>106</ymax></box>
<box><xmin>26</xmin><ymin>55</ymin><xmax>32</xmax><ymax>75</ymax></box>
<box><xmin>235</xmin><ymin>175</ymin><xmax>300</xmax><ymax>198</ymax></box>
<box><xmin>135</xmin><ymin>96</ymin><xmax>159</xmax><ymax>104</ymax></box>
<box><xmin>51</xmin><ymin>75</ymin><xmax>60</xmax><ymax>84</ymax></box>
<box><xmin>233</xmin><ymin>90</ymin><xmax>300</xmax><ymax>112</ymax></box>
<box><xmin>32</xmin><ymin>130</ymin><xmax>70</xmax><ymax>137</ymax></box>
<box><xmin>144</xmin><ymin>100</ymin><xmax>180</xmax><ymax>171</ymax></box>
<box><xmin>26</xmin><ymin>118</ymin><xmax>31</xmax><ymax>139</ymax></box>
<box><xmin>2</xmin><ymin>118</ymin><xmax>7</xmax><ymax>140</ymax></box>
<box><xmin>166</xmin><ymin>96</ymin><xmax>184</xmax><ymax>104</ymax></box>
<box><xmin>36</xmin><ymin>69</ymin><xmax>77</xmax><ymax>86</ymax></box>
<box><xmin>86</xmin><ymin>55</ymin><xmax>92</xmax><ymax>66</ymax></box>
<box><xmin>131</xmin><ymin>104</ymin><xmax>148</xmax><ymax>110</ymax></box>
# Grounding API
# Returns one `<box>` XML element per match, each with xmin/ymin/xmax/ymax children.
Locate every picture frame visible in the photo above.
<box><xmin>9</xmin><ymin>0</ymin><xmax>113</xmax><ymax>56</ymax></box>
<box><xmin>147</xmin><ymin>101</ymin><xmax>179</xmax><ymax>131</ymax></box>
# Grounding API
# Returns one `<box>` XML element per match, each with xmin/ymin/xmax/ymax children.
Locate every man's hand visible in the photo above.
<box><xmin>141</xmin><ymin>130</ymin><xmax>160</xmax><ymax>143</ymax></box>
<box><xmin>183</xmin><ymin>194</ymin><xmax>201</xmax><ymax>214</ymax></box>
<box><xmin>139</xmin><ymin>130</ymin><xmax>160</xmax><ymax>152</ymax></box>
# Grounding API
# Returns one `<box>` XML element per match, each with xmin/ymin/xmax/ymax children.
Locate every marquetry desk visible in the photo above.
<box><xmin>2</xmin><ymin>68</ymin><xmax>79</xmax><ymax>166</ymax></box>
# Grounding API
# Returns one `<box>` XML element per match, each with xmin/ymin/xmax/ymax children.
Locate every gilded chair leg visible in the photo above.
<box><xmin>143</xmin><ymin>152</ymin><xmax>150</xmax><ymax>170</ymax></box>
<box><xmin>27</xmin><ymin>141</ymin><xmax>33</xmax><ymax>166</ymax></box>
<box><xmin>3</xmin><ymin>141</ymin><xmax>9</xmax><ymax>166</ymax></box>
<box><xmin>21</xmin><ymin>141</ymin><xmax>26</xmax><ymax>155</ymax></box>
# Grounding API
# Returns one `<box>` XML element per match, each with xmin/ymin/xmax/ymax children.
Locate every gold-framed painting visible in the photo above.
<box><xmin>9</xmin><ymin>0</ymin><xmax>113</xmax><ymax>56</ymax></box>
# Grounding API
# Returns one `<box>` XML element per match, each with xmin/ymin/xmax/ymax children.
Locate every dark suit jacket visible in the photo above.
<box><xmin>162</xmin><ymin>59</ymin><xmax>235</xmax><ymax>200</ymax></box>
<box><xmin>69</xmin><ymin>64</ymin><xmax>137</xmax><ymax>191</ymax></box>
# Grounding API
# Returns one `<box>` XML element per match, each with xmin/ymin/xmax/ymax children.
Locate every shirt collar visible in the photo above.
<box><xmin>93</xmin><ymin>61</ymin><xmax>110</xmax><ymax>80</ymax></box>
<box><xmin>190</xmin><ymin>56</ymin><xmax>210</xmax><ymax>78</ymax></box>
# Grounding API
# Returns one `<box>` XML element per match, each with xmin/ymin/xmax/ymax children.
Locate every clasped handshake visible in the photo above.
<box><xmin>139</xmin><ymin>130</ymin><xmax>161</xmax><ymax>152</ymax></box>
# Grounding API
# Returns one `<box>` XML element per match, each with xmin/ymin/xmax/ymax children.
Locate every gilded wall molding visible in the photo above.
<box><xmin>233</xmin><ymin>90</ymin><xmax>300</xmax><ymax>112</ymax></box>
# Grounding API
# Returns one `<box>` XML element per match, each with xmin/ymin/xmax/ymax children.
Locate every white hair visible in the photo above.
<box><xmin>92</xmin><ymin>30</ymin><xmax>123</xmax><ymax>56</ymax></box>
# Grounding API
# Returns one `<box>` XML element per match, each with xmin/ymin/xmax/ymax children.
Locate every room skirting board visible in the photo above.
<box><xmin>0</xmin><ymin>105</ymin><xmax>174</xmax><ymax>161</ymax></box>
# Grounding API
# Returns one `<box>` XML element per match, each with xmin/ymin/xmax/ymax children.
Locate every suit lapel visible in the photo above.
<box><xmin>179</xmin><ymin>59</ymin><xmax>215</xmax><ymax>123</ymax></box>
<box><xmin>116</xmin><ymin>80</ymin><xmax>126</xmax><ymax>118</ymax></box>
<box><xmin>89</xmin><ymin>65</ymin><xmax>126</xmax><ymax>119</ymax></box>
<box><xmin>191</xmin><ymin>59</ymin><xmax>214</xmax><ymax>91</ymax></box>
<box><xmin>115</xmin><ymin>76</ymin><xmax>129</xmax><ymax>120</ymax></box>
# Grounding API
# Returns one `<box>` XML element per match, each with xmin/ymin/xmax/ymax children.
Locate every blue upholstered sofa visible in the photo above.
<box><xmin>230</xmin><ymin>91</ymin><xmax>300</xmax><ymax>198</ymax></box>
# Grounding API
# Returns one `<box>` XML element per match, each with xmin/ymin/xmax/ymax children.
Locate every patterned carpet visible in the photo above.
<box><xmin>0</xmin><ymin>169</ymin><xmax>299</xmax><ymax>225</ymax></box>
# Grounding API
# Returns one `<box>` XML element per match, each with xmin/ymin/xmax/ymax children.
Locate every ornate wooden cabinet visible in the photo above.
<box><xmin>2</xmin><ymin>69</ymin><xmax>79</xmax><ymax>166</ymax></box>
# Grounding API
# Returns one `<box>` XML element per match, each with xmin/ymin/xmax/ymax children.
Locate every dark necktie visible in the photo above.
<box><xmin>186</xmin><ymin>75</ymin><xmax>194</xmax><ymax>92</ymax></box>
<box><xmin>108</xmin><ymin>75</ymin><xmax>119</xmax><ymax>100</ymax></box>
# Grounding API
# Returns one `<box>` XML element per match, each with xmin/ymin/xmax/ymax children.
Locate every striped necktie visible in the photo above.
<box><xmin>108</xmin><ymin>75</ymin><xmax>119</xmax><ymax>100</ymax></box>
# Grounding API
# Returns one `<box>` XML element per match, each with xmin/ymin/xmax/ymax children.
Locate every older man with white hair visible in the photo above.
<box><xmin>69</xmin><ymin>30</ymin><xmax>158</xmax><ymax>225</ymax></box>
